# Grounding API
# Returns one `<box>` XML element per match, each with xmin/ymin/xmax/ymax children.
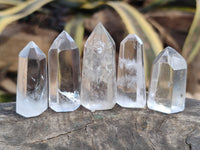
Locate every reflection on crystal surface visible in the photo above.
<box><xmin>81</xmin><ymin>23</ymin><xmax>117</xmax><ymax>112</ymax></box>
<box><xmin>16</xmin><ymin>41</ymin><xmax>47</xmax><ymax>117</ymax></box>
<box><xmin>48</xmin><ymin>31</ymin><xmax>81</xmax><ymax>112</ymax></box>
<box><xmin>148</xmin><ymin>47</ymin><xmax>187</xmax><ymax>114</ymax></box>
<box><xmin>117</xmin><ymin>34</ymin><xmax>146</xmax><ymax>108</ymax></box>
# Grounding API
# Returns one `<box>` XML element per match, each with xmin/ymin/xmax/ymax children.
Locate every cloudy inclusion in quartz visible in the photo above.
<box><xmin>148</xmin><ymin>47</ymin><xmax>187</xmax><ymax>114</ymax></box>
<box><xmin>117</xmin><ymin>34</ymin><xmax>146</xmax><ymax>108</ymax></box>
<box><xmin>16</xmin><ymin>41</ymin><xmax>47</xmax><ymax>117</ymax></box>
<box><xmin>48</xmin><ymin>31</ymin><xmax>81</xmax><ymax>112</ymax></box>
<box><xmin>81</xmin><ymin>23</ymin><xmax>117</xmax><ymax>112</ymax></box>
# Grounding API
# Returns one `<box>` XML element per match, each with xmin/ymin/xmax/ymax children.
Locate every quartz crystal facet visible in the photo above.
<box><xmin>81</xmin><ymin>23</ymin><xmax>117</xmax><ymax>112</ymax></box>
<box><xmin>148</xmin><ymin>47</ymin><xmax>187</xmax><ymax>114</ymax></box>
<box><xmin>117</xmin><ymin>34</ymin><xmax>146</xmax><ymax>108</ymax></box>
<box><xmin>16</xmin><ymin>41</ymin><xmax>47</xmax><ymax>117</ymax></box>
<box><xmin>48</xmin><ymin>31</ymin><xmax>81</xmax><ymax>112</ymax></box>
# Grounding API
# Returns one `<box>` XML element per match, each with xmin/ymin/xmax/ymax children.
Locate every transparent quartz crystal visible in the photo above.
<box><xmin>16</xmin><ymin>41</ymin><xmax>47</xmax><ymax>117</ymax></box>
<box><xmin>148</xmin><ymin>47</ymin><xmax>187</xmax><ymax>114</ymax></box>
<box><xmin>117</xmin><ymin>34</ymin><xmax>146</xmax><ymax>108</ymax></box>
<box><xmin>81</xmin><ymin>23</ymin><xmax>117</xmax><ymax>112</ymax></box>
<box><xmin>48</xmin><ymin>31</ymin><xmax>81</xmax><ymax>112</ymax></box>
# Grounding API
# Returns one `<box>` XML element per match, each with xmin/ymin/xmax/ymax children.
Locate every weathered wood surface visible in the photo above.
<box><xmin>0</xmin><ymin>98</ymin><xmax>200</xmax><ymax>150</ymax></box>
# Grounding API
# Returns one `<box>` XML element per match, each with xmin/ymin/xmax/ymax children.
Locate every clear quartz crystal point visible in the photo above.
<box><xmin>147</xmin><ymin>47</ymin><xmax>187</xmax><ymax>114</ymax></box>
<box><xmin>16</xmin><ymin>41</ymin><xmax>47</xmax><ymax>118</ymax></box>
<box><xmin>117</xmin><ymin>34</ymin><xmax>146</xmax><ymax>108</ymax></box>
<box><xmin>48</xmin><ymin>31</ymin><xmax>81</xmax><ymax>112</ymax></box>
<box><xmin>81</xmin><ymin>23</ymin><xmax>117</xmax><ymax>112</ymax></box>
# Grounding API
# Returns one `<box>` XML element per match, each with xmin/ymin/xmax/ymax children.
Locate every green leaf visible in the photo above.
<box><xmin>182</xmin><ymin>0</ymin><xmax>200</xmax><ymax>64</ymax></box>
<box><xmin>0</xmin><ymin>0</ymin><xmax>53</xmax><ymax>34</ymax></box>
<box><xmin>0</xmin><ymin>0</ymin><xmax>22</xmax><ymax>6</ymax></box>
<box><xmin>141</xmin><ymin>0</ymin><xmax>174</xmax><ymax>13</ymax></box>
<box><xmin>141</xmin><ymin>0</ymin><xmax>196</xmax><ymax>13</ymax></box>
<box><xmin>107</xmin><ymin>1</ymin><xmax>163</xmax><ymax>79</ymax></box>
<box><xmin>0</xmin><ymin>91</ymin><xmax>15</xmax><ymax>103</ymax></box>
<box><xmin>159</xmin><ymin>6</ymin><xmax>195</xmax><ymax>13</ymax></box>
<box><xmin>80</xmin><ymin>1</ymin><xmax>105</xmax><ymax>9</ymax></box>
<box><xmin>64</xmin><ymin>14</ymin><xmax>85</xmax><ymax>56</ymax></box>
<box><xmin>57</xmin><ymin>0</ymin><xmax>87</xmax><ymax>8</ymax></box>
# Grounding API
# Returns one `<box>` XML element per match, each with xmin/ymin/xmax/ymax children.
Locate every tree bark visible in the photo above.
<box><xmin>0</xmin><ymin>98</ymin><xmax>200</xmax><ymax>150</ymax></box>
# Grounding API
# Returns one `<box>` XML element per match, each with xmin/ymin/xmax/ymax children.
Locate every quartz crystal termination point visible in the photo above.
<box><xmin>48</xmin><ymin>31</ymin><xmax>81</xmax><ymax>112</ymax></box>
<box><xmin>117</xmin><ymin>34</ymin><xmax>146</xmax><ymax>108</ymax></box>
<box><xmin>16</xmin><ymin>41</ymin><xmax>47</xmax><ymax>118</ymax></box>
<box><xmin>148</xmin><ymin>46</ymin><xmax>187</xmax><ymax>114</ymax></box>
<box><xmin>81</xmin><ymin>22</ymin><xmax>117</xmax><ymax>112</ymax></box>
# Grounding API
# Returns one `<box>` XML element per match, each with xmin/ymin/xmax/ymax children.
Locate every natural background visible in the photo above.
<box><xmin>0</xmin><ymin>0</ymin><xmax>199</xmax><ymax>102</ymax></box>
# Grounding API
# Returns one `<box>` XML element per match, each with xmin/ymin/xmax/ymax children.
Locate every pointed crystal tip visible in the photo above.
<box><xmin>154</xmin><ymin>46</ymin><xmax>187</xmax><ymax>70</ymax></box>
<box><xmin>49</xmin><ymin>30</ymin><xmax>78</xmax><ymax>51</ymax></box>
<box><xmin>121</xmin><ymin>34</ymin><xmax>143</xmax><ymax>45</ymax></box>
<box><xmin>96</xmin><ymin>22</ymin><xmax>104</xmax><ymax>29</ymax></box>
<box><xmin>92</xmin><ymin>22</ymin><xmax>107</xmax><ymax>35</ymax></box>
<box><xmin>164</xmin><ymin>46</ymin><xmax>178</xmax><ymax>54</ymax></box>
<box><xmin>19</xmin><ymin>41</ymin><xmax>45</xmax><ymax>59</ymax></box>
<box><xmin>85</xmin><ymin>22</ymin><xmax>115</xmax><ymax>49</ymax></box>
<box><xmin>28</xmin><ymin>41</ymin><xmax>37</xmax><ymax>48</ymax></box>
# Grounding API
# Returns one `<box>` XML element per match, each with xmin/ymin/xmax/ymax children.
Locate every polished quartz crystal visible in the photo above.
<box><xmin>147</xmin><ymin>47</ymin><xmax>187</xmax><ymax>114</ymax></box>
<box><xmin>81</xmin><ymin>23</ymin><xmax>117</xmax><ymax>112</ymax></box>
<box><xmin>16</xmin><ymin>41</ymin><xmax>47</xmax><ymax>117</ymax></box>
<box><xmin>48</xmin><ymin>31</ymin><xmax>81</xmax><ymax>112</ymax></box>
<box><xmin>117</xmin><ymin>34</ymin><xmax>146</xmax><ymax>108</ymax></box>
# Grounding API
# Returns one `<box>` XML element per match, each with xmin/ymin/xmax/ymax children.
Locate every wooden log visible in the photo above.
<box><xmin>0</xmin><ymin>98</ymin><xmax>200</xmax><ymax>150</ymax></box>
